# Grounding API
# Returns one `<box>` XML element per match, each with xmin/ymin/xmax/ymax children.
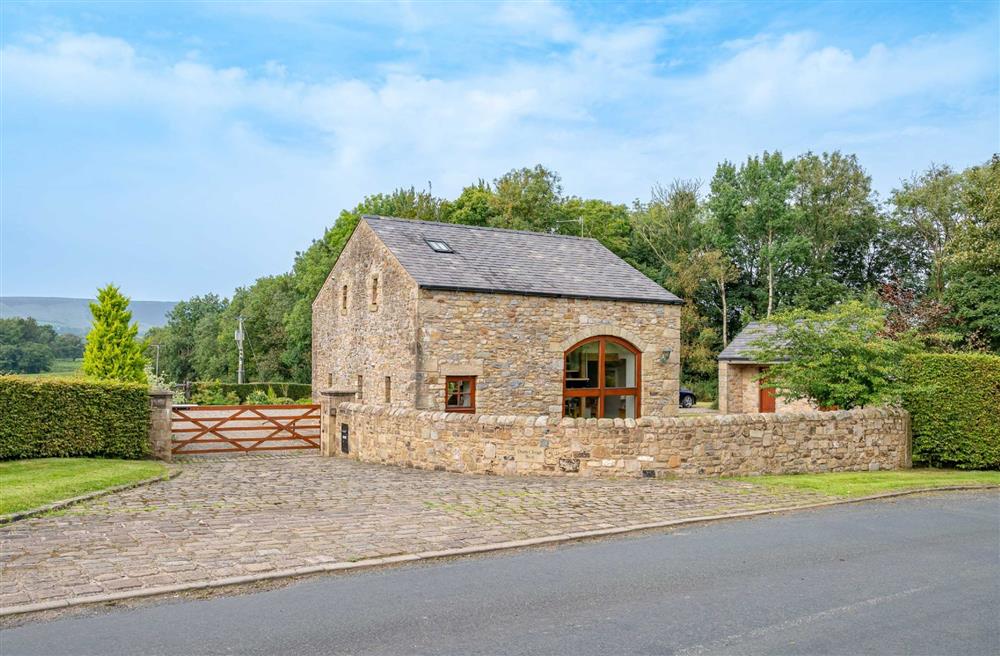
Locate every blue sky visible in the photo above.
<box><xmin>2</xmin><ymin>1</ymin><xmax>997</xmax><ymax>301</ymax></box>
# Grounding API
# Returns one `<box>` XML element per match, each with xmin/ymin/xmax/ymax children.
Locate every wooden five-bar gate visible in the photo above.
<box><xmin>170</xmin><ymin>404</ymin><xmax>321</xmax><ymax>455</ymax></box>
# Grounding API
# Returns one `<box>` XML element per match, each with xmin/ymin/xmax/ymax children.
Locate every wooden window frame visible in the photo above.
<box><xmin>562</xmin><ymin>336</ymin><xmax>641</xmax><ymax>419</ymax></box>
<box><xmin>444</xmin><ymin>376</ymin><xmax>476</xmax><ymax>413</ymax></box>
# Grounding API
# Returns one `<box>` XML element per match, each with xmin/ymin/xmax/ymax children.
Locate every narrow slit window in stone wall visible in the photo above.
<box><xmin>384</xmin><ymin>376</ymin><xmax>391</xmax><ymax>403</ymax></box>
<box><xmin>357</xmin><ymin>374</ymin><xmax>363</xmax><ymax>401</ymax></box>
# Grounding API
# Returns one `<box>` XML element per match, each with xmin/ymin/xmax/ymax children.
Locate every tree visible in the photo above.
<box><xmin>16</xmin><ymin>343</ymin><xmax>54</xmax><ymax>373</ymax></box>
<box><xmin>561</xmin><ymin>198</ymin><xmax>632</xmax><ymax>255</ymax></box>
<box><xmin>890</xmin><ymin>164</ymin><xmax>965</xmax><ymax>298</ymax></box>
<box><xmin>629</xmin><ymin>181</ymin><xmax>720</xmax><ymax>387</ymax></box>
<box><xmin>0</xmin><ymin>317</ymin><xmax>63</xmax><ymax>373</ymax></box>
<box><xmin>709</xmin><ymin>152</ymin><xmax>804</xmax><ymax>318</ymax></box>
<box><xmin>745</xmin><ymin>300</ymin><xmax>920</xmax><ymax>409</ymax></box>
<box><xmin>150</xmin><ymin>294</ymin><xmax>228</xmax><ymax>382</ymax></box>
<box><xmin>943</xmin><ymin>156</ymin><xmax>1000</xmax><ymax>351</ymax></box>
<box><xmin>220</xmin><ymin>274</ymin><xmax>299</xmax><ymax>382</ymax></box>
<box><xmin>700</xmin><ymin>249</ymin><xmax>738</xmax><ymax>347</ymax></box>
<box><xmin>53</xmin><ymin>333</ymin><xmax>85</xmax><ymax>359</ymax></box>
<box><xmin>489</xmin><ymin>165</ymin><xmax>569</xmax><ymax>232</ymax></box>
<box><xmin>82</xmin><ymin>284</ymin><xmax>147</xmax><ymax>383</ymax></box>
<box><xmin>790</xmin><ymin>151</ymin><xmax>883</xmax><ymax>309</ymax></box>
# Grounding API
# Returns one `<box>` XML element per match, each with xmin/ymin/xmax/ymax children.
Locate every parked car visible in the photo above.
<box><xmin>679</xmin><ymin>388</ymin><xmax>697</xmax><ymax>408</ymax></box>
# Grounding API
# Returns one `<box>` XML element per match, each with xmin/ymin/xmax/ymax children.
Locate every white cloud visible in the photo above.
<box><xmin>1</xmin><ymin>16</ymin><xmax>996</xmax><ymax>297</ymax></box>
<box><xmin>693</xmin><ymin>30</ymin><xmax>996</xmax><ymax>115</ymax></box>
<box><xmin>494</xmin><ymin>0</ymin><xmax>578</xmax><ymax>43</ymax></box>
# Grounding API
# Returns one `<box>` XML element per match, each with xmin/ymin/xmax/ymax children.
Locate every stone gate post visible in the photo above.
<box><xmin>320</xmin><ymin>389</ymin><xmax>359</xmax><ymax>457</ymax></box>
<box><xmin>149</xmin><ymin>390</ymin><xmax>174</xmax><ymax>462</ymax></box>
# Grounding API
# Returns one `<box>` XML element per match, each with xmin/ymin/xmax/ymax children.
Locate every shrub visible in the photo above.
<box><xmin>189</xmin><ymin>381</ymin><xmax>311</xmax><ymax>403</ymax></box>
<box><xmin>245</xmin><ymin>389</ymin><xmax>270</xmax><ymax>405</ymax></box>
<box><xmin>0</xmin><ymin>376</ymin><xmax>150</xmax><ymax>459</ymax></box>
<box><xmin>191</xmin><ymin>380</ymin><xmax>240</xmax><ymax>406</ymax></box>
<box><xmin>903</xmin><ymin>353</ymin><xmax>1000</xmax><ymax>469</ymax></box>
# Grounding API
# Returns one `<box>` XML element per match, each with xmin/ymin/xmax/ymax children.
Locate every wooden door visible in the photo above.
<box><xmin>759</xmin><ymin>376</ymin><xmax>776</xmax><ymax>413</ymax></box>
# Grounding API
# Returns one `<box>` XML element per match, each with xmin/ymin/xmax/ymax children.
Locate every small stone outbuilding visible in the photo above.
<box><xmin>312</xmin><ymin>215</ymin><xmax>683</xmax><ymax>419</ymax></box>
<box><xmin>717</xmin><ymin>321</ymin><xmax>813</xmax><ymax>415</ymax></box>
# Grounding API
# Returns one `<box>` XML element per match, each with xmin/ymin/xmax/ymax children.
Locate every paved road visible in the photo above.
<box><xmin>3</xmin><ymin>492</ymin><xmax>997</xmax><ymax>656</ymax></box>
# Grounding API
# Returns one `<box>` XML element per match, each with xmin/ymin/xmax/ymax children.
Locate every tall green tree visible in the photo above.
<box><xmin>489</xmin><ymin>165</ymin><xmax>569</xmax><ymax>232</ymax></box>
<box><xmin>890</xmin><ymin>164</ymin><xmax>965</xmax><ymax>298</ymax></box>
<box><xmin>630</xmin><ymin>181</ymin><xmax>720</xmax><ymax>387</ymax></box>
<box><xmin>943</xmin><ymin>156</ymin><xmax>1000</xmax><ymax>350</ymax></box>
<box><xmin>790</xmin><ymin>151</ymin><xmax>883</xmax><ymax>309</ymax></box>
<box><xmin>148</xmin><ymin>294</ymin><xmax>227</xmax><ymax>382</ymax></box>
<box><xmin>708</xmin><ymin>151</ymin><xmax>804</xmax><ymax>319</ymax></box>
<box><xmin>82</xmin><ymin>284</ymin><xmax>147</xmax><ymax>383</ymax></box>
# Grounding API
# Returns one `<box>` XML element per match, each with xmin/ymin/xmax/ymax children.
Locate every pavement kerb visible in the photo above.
<box><xmin>0</xmin><ymin>469</ymin><xmax>182</xmax><ymax>525</ymax></box>
<box><xmin>1</xmin><ymin>483</ymin><xmax>996</xmax><ymax>618</ymax></box>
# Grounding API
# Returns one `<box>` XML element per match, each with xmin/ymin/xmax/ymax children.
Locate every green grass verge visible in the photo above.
<box><xmin>0</xmin><ymin>458</ymin><xmax>168</xmax><ymax>515</ymax></box>
<box><xmin>17</xmin><ymin>359</ymin><xmax>84</xmax><ymax>379</ymax></box>
<box><xmin>739</xmin><ymin>469</ymin><xmax>1000</xmax><ymax>498</ymax></box>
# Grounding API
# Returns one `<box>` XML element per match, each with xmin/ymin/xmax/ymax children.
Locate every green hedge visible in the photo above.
<box><xmin>903</xmin><ymin>353</ymin><xmax>1000</xmax><ymax>470</ymax></box>
<box><xmin>0</xmin><ymin>376</ymin><xmax>150</xmax><ymax>460</ymax></box>
<box><xmin>189</xmin><ymin>381</ymin><xmax>311</xmax><ymax>403</ymax></box>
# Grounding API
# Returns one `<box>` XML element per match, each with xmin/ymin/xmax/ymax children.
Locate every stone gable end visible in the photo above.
<box><xmin>312</xmin><ymin>221</ymin><xmax>420</xmax><ymax>405</ymax></box>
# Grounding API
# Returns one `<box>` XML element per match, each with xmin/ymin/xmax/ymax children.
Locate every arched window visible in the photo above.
<box><xmin>563</xmin><ymin>336</ymin><xmax>641</xmax><ymax>419</ymax></box>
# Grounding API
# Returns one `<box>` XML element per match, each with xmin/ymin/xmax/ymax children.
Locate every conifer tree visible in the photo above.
<box><xmin>83</xmin><ymin>284</ymin><xmax>148</xmax><ymax>383</ymax></box>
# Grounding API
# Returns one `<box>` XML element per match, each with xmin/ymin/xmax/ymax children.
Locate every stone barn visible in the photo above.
<box><xmin>312</xmin><ymin>215</ymin><xmax>683</xmax><ymax>419</ymax></box>
<box><xmin>717</xmin><ymin>321</ymin><xmax>814</xmax><ymax>415</ymax></box>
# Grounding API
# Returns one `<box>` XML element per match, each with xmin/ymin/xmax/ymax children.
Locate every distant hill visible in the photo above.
<box><xmin>0</xmin><ymin>297</ymin><xmax>177</xmax><ymax>336</ymax></box>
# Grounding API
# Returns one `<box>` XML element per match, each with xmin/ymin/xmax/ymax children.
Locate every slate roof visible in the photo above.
<box><xmin>362</xmin><ymin>215</ymin><xmax>683</xmax><ymax>304</ymax></box>
<box><xmin>717</xmin><ymin>321</ymin><xmax>781</xmax><ymax>362</ymax></box>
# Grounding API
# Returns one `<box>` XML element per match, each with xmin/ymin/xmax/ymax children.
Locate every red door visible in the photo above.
<box><xmin>759</xmin><ymin>375</ymin><xmax>776</xmax><ymax>413</ymax></box>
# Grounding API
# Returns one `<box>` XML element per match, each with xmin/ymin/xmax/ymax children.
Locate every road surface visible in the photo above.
<box><xmin>2</xmin><ymin>491</ymin><xmax>997</xmax><ymax>655</ymax></box>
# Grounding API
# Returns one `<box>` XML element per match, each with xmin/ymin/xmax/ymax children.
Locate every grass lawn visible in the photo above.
<box><xmin>0</xmin><ymin>458</ymin><xmax>169</xmax><ymax>515</ymax></box>
<box><xmin>17</xmin><ymin>358</ymin><xmax>84</xmax><ymax>378</ymax></box>
<box><xmin>740</xmin><ymin>469</ymin><xmax>1000</xmax><ymax>498</ymax></box>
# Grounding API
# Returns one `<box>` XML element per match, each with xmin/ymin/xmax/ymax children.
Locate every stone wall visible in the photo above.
<box><xmin>416</xmin><ymin>290</ymin><xmax>682</xmax><ymax>417</ymax></box>
<box><xmin>323</xmin><ymin>401</ymin><xmax>911</xmax><ymax>478</ymax></box>
<box><xmin>312</xmin><ymin>222</ymin><xmax>420</xmax><ymax>406</ymax></box>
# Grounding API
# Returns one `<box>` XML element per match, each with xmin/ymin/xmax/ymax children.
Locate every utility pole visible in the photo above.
<box><xmin>153</xmin><ymin>344</ymin><xmax>161</xmax><ymax>377</ymax></box>
<box><xmin>235</xmin><ymin>316</ymin><xmax>245</xmax><ymax>384</ymax></box>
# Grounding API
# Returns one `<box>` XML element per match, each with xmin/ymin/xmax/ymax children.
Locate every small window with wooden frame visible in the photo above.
<box><xmin>445</xmin><ymin>376</ymin><xmax>476</xmax><ymax>413</ymax></box>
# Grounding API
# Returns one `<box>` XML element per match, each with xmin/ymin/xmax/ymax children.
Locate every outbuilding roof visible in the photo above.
<box><xmin>363</xmin><ymin>215</ymin><xmax>683</xmax><ymax>304</ymax></box>
<box><xmin>717</xmin><ymin>321</ymin><xmax>780</xmax><ymax>362</ymax></box>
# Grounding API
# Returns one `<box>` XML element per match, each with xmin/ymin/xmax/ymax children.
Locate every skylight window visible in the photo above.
<box><xmin>425</xmin><ymin>238</ymin><xmax>454</xmax><ymax>253</ymax></box>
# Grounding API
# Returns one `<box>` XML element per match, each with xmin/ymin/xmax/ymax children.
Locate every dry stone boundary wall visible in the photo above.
<box><xmin>322</xmin><ymin>400</ymin><xmax>911</xmax><ymax>478</ymax></box>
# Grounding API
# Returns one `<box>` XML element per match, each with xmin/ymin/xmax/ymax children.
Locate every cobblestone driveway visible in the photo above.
<box><xmin>0</xmin><ymin>456</ymin><xmax>831</xmax><ymax>607</ymax></box>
